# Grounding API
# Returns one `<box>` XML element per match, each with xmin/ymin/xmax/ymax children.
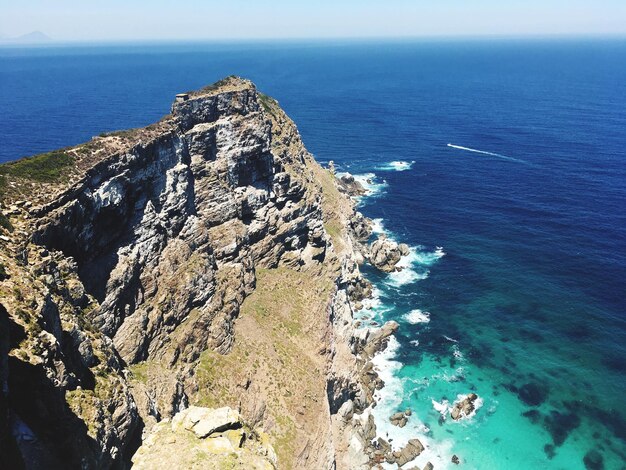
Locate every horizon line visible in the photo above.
<box><xmin>2</xmin><ymin>32</ymin><xmax>626</xmax><ymax>47</ymax></box>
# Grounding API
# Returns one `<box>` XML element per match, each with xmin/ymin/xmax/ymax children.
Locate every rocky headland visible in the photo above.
<box><xmin>0</xmin><ymin>77</ymin><xmax>436</xmax><ymax>469</ymax></box>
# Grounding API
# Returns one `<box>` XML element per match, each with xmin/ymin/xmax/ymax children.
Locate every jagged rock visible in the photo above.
<box><xmin>390</xmin><ymin>411</ymin><xmax>408</xmax><ymax>428</ymax></box>
<box><xmin>349</xmin><ymin>212</ymin><xmax>372</xmax><ymax>241</ymax></box>
<box><xmin>376</xmin><ymin>437</ymin><xmax>392</xmax><ymax>454</ymax></box>
<box><xmin>424</xmin><ymin>462</ymin><xmax>435</xmax><ymax>470</ymax></box>
<box><xmin>361</xmin><ymin>321</ymin><xmax>399</xmax><ymax>357</ymax></box>
<box><xmin>337</xmin><ymin>399</ymin><xmax>354</xmax><ymax>422</ymax></box>
<box><xmin>174</xmin><ymin>406</ymin><xmax>242</xmax><ymax>438</ymax></box>
<box><xmin>399</xmin><ymin>243</ymin><xmax>411</xmax><ymax>256</ymax></box>
<box><xmin>0</xmin><ymin>76</ymin><xmax>394</xmax><ymax>470</ymax></box>
<box><xmin>452</xmin><ymin>454</ymin><xmax>460</xmax><ymax>464</ymax></box>
<box><xmin>369</xmin><ymin>236</ymin><xmax>404</xmax><ymax>272</ymax></box>
<box><xmin>133</xmin><ymin>407</ymin><xmax>276</xmax><ymax>469</ymax></box>
<box><xmin>450</xmin><ymin>393</ymin><xmax>479</xmax><ymax>420</ymax></box>
<box><xmin>338</xmin><ymin>173</ymin><xmax>367</xmax><ymax>197</ymax></box>
<box><xmin>386</xmin><ymin>438</ymin><xmax>424</xmax><ymax>467</ymax></box>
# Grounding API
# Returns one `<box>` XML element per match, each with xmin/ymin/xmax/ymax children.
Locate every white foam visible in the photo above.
<box><xmin>370</xmin><ymin>218</ymin><xmax>386</xmax><ymax>235</ymax></box>
<box><xmin>410</xmin><ymin>339</ymin><xmax>420</xmax><ymax>347</ymax></box>
<box><xmin>351</xmin><ymin>172</ymin><xmax>388</xmax><ymax>199</ymax></box>
<box><xmin>403</xmin><ymin>309</ymin><xmax>431</xmax><ymax>324</ymax></box>
<box><xmin>451</xmin><ymin>393</ymin><xmax>484</xmax><ymax>421</ymax></box>
<box><xmin>355</xmin><ymin>286</ymin><xmax>393</xmax><ymax>325</ymax></box>
<box><xmin>371</xmin><ymin>336</ymin><xmax>404</xmax><ymax>415</ymax></box>
<box><xmin>387</xmin><ymin>266</ymin><xmax>429</xmax><ymax>287</ymax></box>
<box><xmin>452</xmin><ymin>345</ymin><xmax>464</xmax><ymax>361</ymax></box>
<box><xmin>385</xmin><ymin>245</ymin><xmax>444</xmax><ymax>287</ymax></box>
<box><xmin>413</xmin><ymin>246</ymin><xmax>446</xmax><ymax>266</ymax></box>
<box><xmin>436</xmin><ymin>367</ymin><xmax>466</xmax><ymax>383</ymax></box>
<box><xmin>431</xmin><ymin>393</ymin><xmax>484</xmax><ymax>423</ymax></box>
<box><xmin>432</xmin><ymin>398</ymin><xmax>450</xmax><ymax>417</ymax></box>
<box><xmin>378</xmin><ymin>160</ymin><xmax>415</xmax><ymax>172</ymax></box>
<box><xmin>371</xmin><ymin>336</ymin><xmax>455</xmax><ymax>470</ymax></box>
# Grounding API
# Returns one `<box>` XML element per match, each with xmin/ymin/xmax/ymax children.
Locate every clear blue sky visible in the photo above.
<box><xmin>1</xmin><ymin>0</ymin><xmax>625</xmax><ymax>41</ymax></box>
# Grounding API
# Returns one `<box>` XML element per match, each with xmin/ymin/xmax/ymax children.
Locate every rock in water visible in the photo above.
<box><xmin>398</xmin><ymin>243</ymin><xmax>411</xmax><ymax>256</ymax></box>
<box><xmin>451</xmin><ymin>393</ymin><xmax>480</xmax><ymax>420</ymax></box>
<box><xmin>387</xmin><ymin>438</ymin><xmax>425</xmax><ymax>467</ymax></box>
<box><xmin>369</xmin><ymin>236</ymin><xmax>404</xmax><ymax>272</ymax></box>
<box><xmin>583</xmin><ymin>450</ymin><xmax>604</xmax><ymax>470</ymax></box>
<box><xmin>338</xmin><ymin>173</ymin><xmax>367</xmax><ymax>197</ymax></box>
<box><xmin>389</xmin><ymin>411</ymin><xmax>408</xmax><ymax>428</ymax></box>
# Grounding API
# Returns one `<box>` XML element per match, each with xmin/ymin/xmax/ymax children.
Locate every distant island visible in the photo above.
<box><xmin>0</xmin><ymin>31</ymin><xmax>52</xmax><ymax>44</ymax></box>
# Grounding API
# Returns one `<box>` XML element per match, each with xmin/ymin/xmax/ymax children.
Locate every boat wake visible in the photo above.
<box><xmin>447</xmin><ymin>144</ymin><xmax>527</xmax><ymax>164</ymax></box>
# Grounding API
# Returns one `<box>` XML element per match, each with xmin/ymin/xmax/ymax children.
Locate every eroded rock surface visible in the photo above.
<box><xmin>0</xmin><ymin>77</ymin><xmax>400</xmax><ymax>469</ymax></box>
<box><xmin>133</xmin><ymin>406</ymin><xmax>276</xmax><ymax>469</ymax></box>
<box><xmin>368</xmin><ymin>236</ymin><xmax>409</xmax><ymax>272</ymax></box>
<box><xmin>451</xmin><ymin>393</ymin><xmax>480</xmax><ymax>421</ymax></box>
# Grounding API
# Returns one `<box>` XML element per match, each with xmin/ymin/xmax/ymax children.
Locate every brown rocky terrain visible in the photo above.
<box><xmin>0</xmin><ymin>77</ymin><xmax>409</xmax><ymax>469</ymax></box>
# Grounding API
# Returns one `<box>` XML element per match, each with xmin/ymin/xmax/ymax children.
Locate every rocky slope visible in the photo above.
<box><xmin>0</xmin><ymin>77</ymin><xmax>408</xmax><ymax>469</ymax></box>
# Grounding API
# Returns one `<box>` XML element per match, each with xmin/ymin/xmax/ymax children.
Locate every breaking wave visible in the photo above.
<box><xmin>403</xmin><ymin>309</ymin><xmax>431</xmax><ymax>324</ymax></box>
<box><xmin>371</xmin><ymin>336</ymin><xmax>455</xmax><ymax>469</ymax></box>
<box><xmin>352</xmin><ymin>172</ymin><xmax>388</xmax><ymax>198</ymax></box>
<box><xmin>370</xmin><ymin>218</ymin><xmax>387</xmax><ymax>235</ymax></box>
<box><xmin>378</xmin><ymin>160</ymin><xmax>415</xmax><ymax>172</ymax></box>
<box><xmin>386</xmin><ymin>246</ymin><xmax>445</xmax><ymax>287</ymax></box>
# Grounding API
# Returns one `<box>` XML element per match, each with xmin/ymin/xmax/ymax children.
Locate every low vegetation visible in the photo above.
<box><xmin>194</xmin><ymin>267</ymin><xmax>335</xmax><ymax>469</ymax></box>
<box><xmin>0</xmin><ymin>262</ymin><xmax>8</xmax><ymax>281</ymax></box>
<box><xmin>258</xmin><ymin>92</ymin><xmax>278</xmax><ymax>116</ymax></box>
<box><xmin>0</xmin><ymin>212</ymin><xmax>13</xmax><ymax>232</ymax></box>
<box><xmin>191</xmin><ymin>75</ymin><xmax>239</xmax><ymax>96</ymax></box>
<box><xmin>0</xmin><ymin>150</ymin><xmax>75</xmax><ymax>182</ymax></box>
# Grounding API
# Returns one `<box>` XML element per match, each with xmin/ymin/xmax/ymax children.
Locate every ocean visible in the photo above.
<box><xmin>1</xmin><ymin>39</ymin><xmax>625</xmax><ymax>469</ymax></box>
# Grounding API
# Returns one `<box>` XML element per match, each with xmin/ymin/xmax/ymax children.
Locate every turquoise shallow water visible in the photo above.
<box><xmin>1</xmin><ymin>39</ymin><xmax>625</xmax><ymax>469</ymax></box>
<box><xmin>352</xmin><ymin>170</ymin><xmax>625</xmax><ymax>469</ymax></box>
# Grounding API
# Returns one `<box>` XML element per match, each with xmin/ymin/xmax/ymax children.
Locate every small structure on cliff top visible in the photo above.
<box><xmin>175</xmin><ymin>93</ymin><xmax>189</xmax><ymax>102</ymax></box>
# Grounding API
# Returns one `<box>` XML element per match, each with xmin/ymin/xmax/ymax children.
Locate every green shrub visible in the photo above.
<box><xmin>258</xmin><ymin>93</ymin><xmax>276</xmax><ymax>113</ymax></box>
<box><xmin>193</xmin><ymin>75</ymin><xmax>239</xmax><ymax>95</ymax></box>
<box><xmin>0</xmin><ymin>213</ymin><xmax>13</xmax><ymax>233</ymax></box>
<box><xmin>0</xmin><ymin>150</ymin><xmax>75</xmax><ymax>182</ymax></box>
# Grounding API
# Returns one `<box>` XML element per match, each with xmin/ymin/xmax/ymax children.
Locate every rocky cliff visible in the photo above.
<box><xmin>0</xmin><ymin>77</ymin><xmax>397</xmax><ymax>469</ymax></box>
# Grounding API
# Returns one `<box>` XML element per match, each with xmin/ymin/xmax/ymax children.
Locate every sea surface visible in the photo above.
<box><xmin>1</xmin><ymin>39</ymin><xmax>625</xmax><ymax>469</ymax></box>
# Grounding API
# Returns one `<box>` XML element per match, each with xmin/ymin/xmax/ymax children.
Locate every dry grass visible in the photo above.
<box><xmin>194</xmin><ymin>267</ymin><xmax>335</xmax><ymax>469</ymax></box>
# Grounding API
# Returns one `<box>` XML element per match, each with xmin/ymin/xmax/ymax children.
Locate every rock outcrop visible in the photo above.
<box><xmin>0</xmin><ymin>77</ymin><xmax>401</xmax><ymax>469</ymax></box>
<box><xmin>451</xmin><ymin>393</ymin><xmax>480</xmax><ymax>421</ymax></box>
<box><xmin>374</xmin><ymin>437</ymin><xmax>424</xmax><ymax>467</ymax></box>
<box><xmin>132</xmin><ymin>406</ymin><xmax>277</xmax><ymax>469</ymax></box>
<box><xmin>337</xmin><ymin>173</ymin><xmax>367</xmax><ymax>197</ymax></box>
<box><xmin>368</xmin><ymin>236</ymin><xmax>409</xmax><ymax>272</ymax></box>
<box><xmin>389</xmin><ymin>409</ymin><xmax>412</xmax><ymax>428</ymax></box>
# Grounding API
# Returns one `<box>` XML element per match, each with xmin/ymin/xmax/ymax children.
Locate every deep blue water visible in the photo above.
<box><xmin>1</xmin><ymin>39</ymin><xmax>625</xmax><ymax>469</ymax></box>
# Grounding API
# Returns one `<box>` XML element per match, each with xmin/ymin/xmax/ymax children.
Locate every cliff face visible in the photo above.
<box><xmin>0</xmin><ymin>77</ymin><xmax>389</xmax><ymax>469</ymax></box>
